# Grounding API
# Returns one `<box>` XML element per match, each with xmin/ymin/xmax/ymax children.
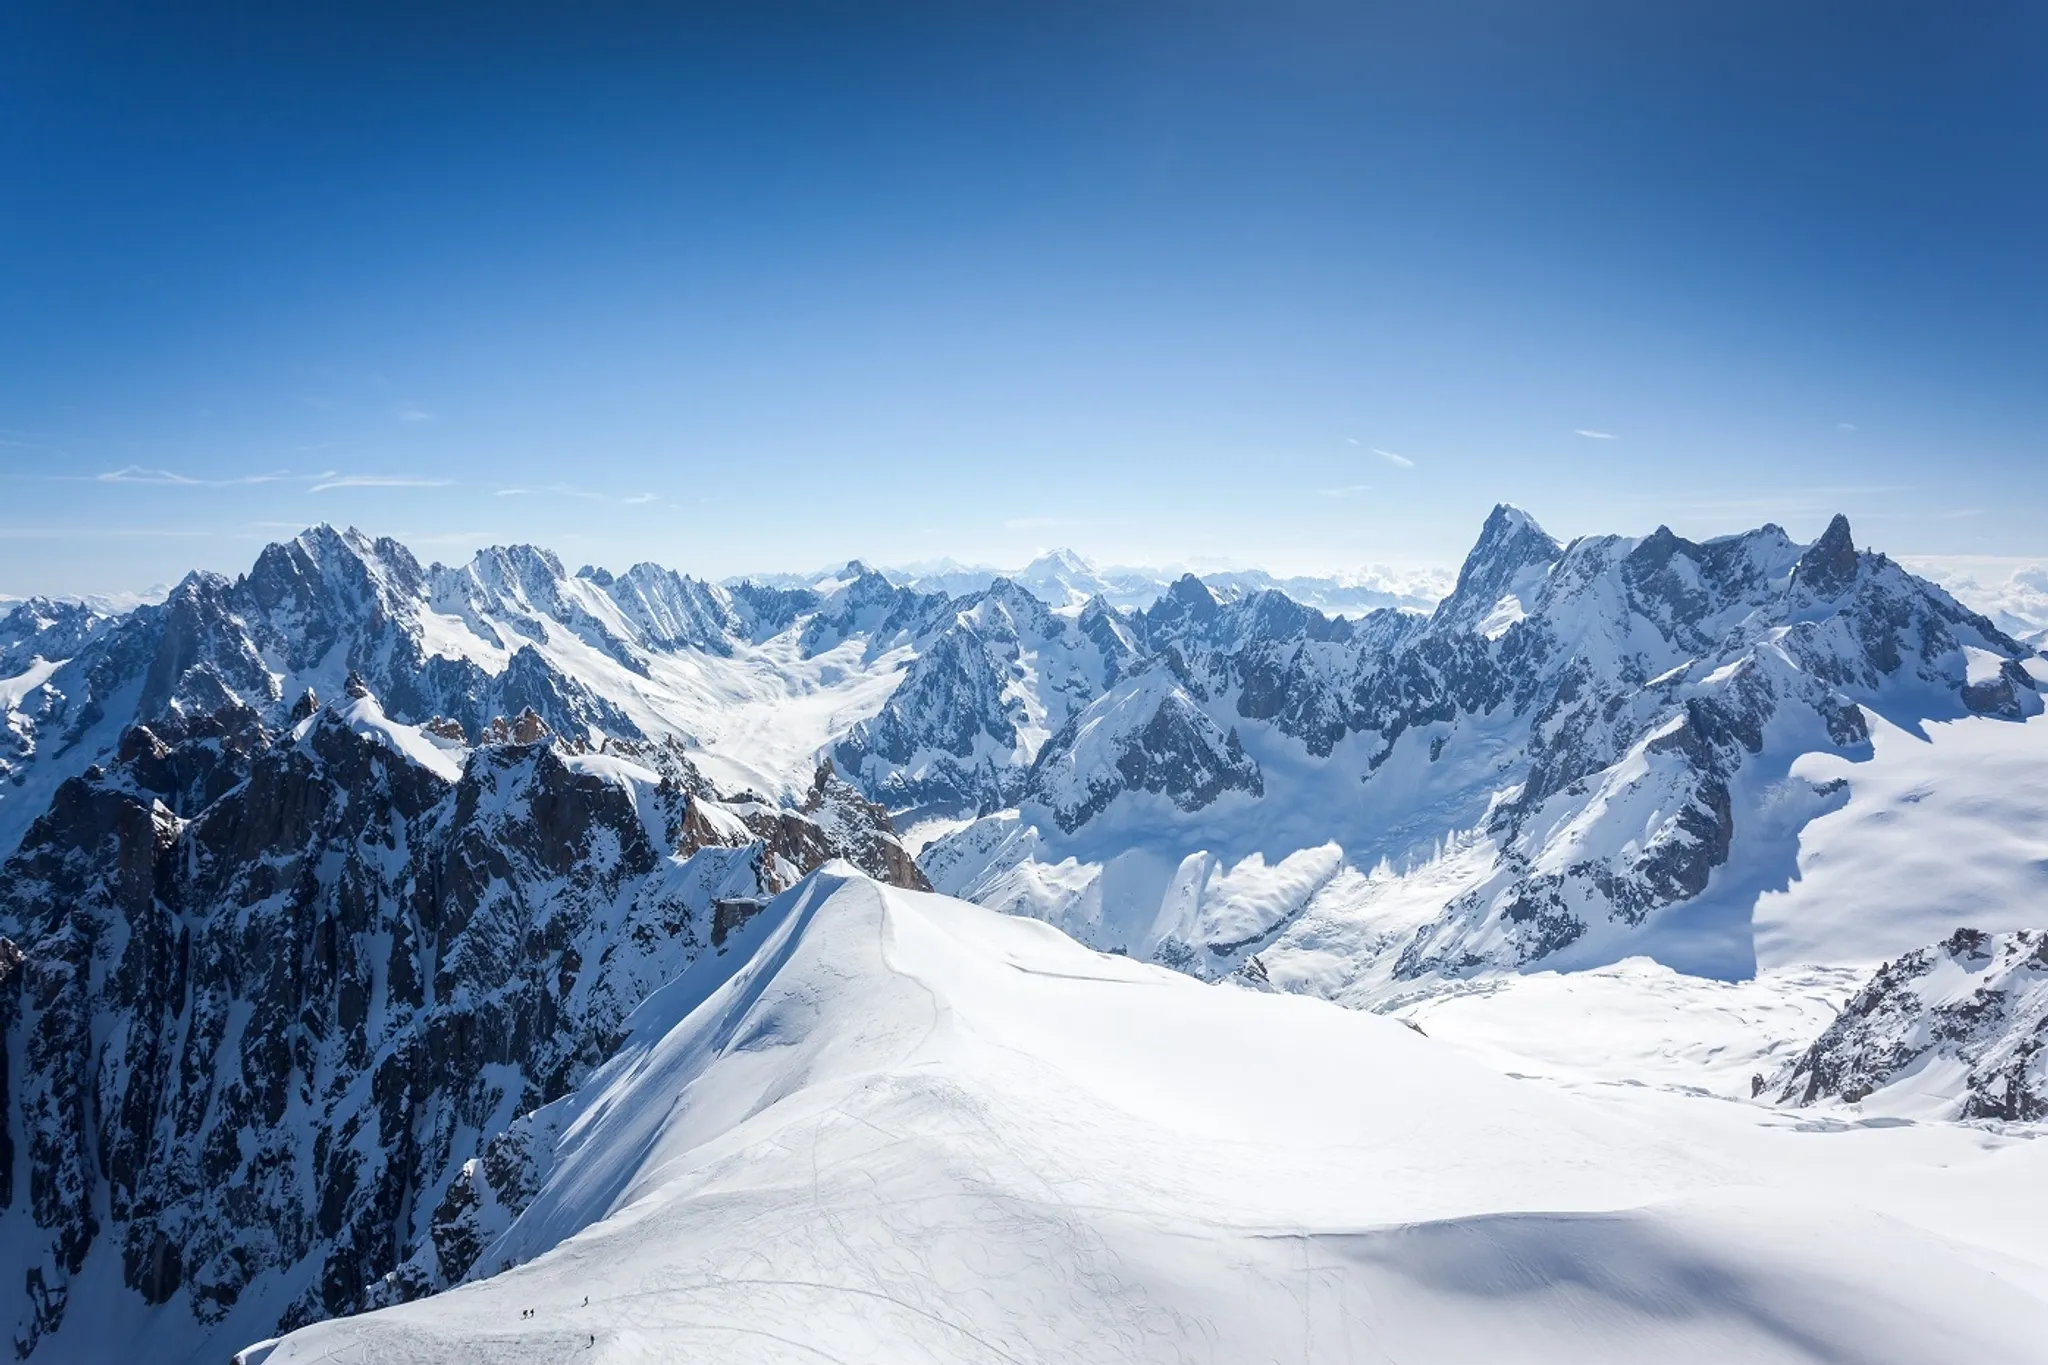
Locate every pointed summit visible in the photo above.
<box><xmin>1793</xmin><ymin>513</ymin><xmax>1859</xmax><ymax>597</ymax></box>
<box><xmin>1023</xmin><ymin>547</ymin><xmax>1092</xmax><ymax>575</ymax></box>
<box><xmin>1166</xmin><ymin>573</ymin><xmax>1220</xmax><ymax>612</ymax></box>
<box><xmin>1433</xmin><ymin>504</ymin><xmax>1563</xmax><ymax>629</ymax></box>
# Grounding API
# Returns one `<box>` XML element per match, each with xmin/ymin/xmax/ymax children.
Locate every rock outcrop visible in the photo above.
<box><xmin>0</xmin><ymin>688</ymin><xmax>926</xmax><ymax>1356</ymax></box>
<box><xmin>1767</xmin><ymin>928</ymin><xmax>2048</xmax><ymax>1121</ymax></box>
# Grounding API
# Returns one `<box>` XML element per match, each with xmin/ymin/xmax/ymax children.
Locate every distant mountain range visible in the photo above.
<box><xmin>0</xmin><ymin>508</ymin><xmax>2043</xmax><ymax>1360</ymax></box>
<box><xmin>732</xmin><ymin>546</ymin><xmax>1455</xmax><ymax>616</ymax></box>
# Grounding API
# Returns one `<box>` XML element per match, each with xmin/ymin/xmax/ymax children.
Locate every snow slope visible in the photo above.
<box><xmin>250</xmin><ymin>870</ymin><xmax>2048</xmax><ymax>1365</ymax></box>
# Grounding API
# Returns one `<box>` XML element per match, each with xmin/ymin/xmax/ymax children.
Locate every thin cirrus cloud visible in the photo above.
<box><xmin>309</xmin><ymin>474</ymin><xmax>456</xmax><ymax>492</ymax></box>
<box><xmin>1317</xmin><ymin>483</ymin><xmax>1374</xmax><ymax>498</ymax></box>
<box><xmin>493</xmin><ymin>484</ymin><xmax>661</xmax><ymax>505</ymax></box>
<box><xmin>1574</xmin><ymin>429</ymin><xmax>1618</xmax><ymax>440</ymax></box>
<box><xmin>82</xmin><ymin>465</ymin><xmax>659</xmax><ymax>503</ymax></box>
<box><xmin>1372</xmin><ymin>448</ymin><xmax>1415</xmax><ymax>469</ymax></box>
<box><xmin>396</xmin><ymin>404</ymin><xmax>433</xmax><ymax>423</ymax></box>
<box><xmin>92</xmin><ymin>465</ymin><xmax>290</xmax><ymax>486</ymax></box>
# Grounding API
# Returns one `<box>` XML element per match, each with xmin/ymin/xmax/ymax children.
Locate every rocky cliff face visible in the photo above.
<box><xmin>0</xmin><ymin>684</ymin><xmax>925</xmax><ymax>1358</ymax></box>
<box><xmin>922</xmin><ymin>509</ymin><xmax>2038</xmax><ymax>981</ymax></box>
<box><xmin>1766</xmin><ymin>928</ymin><xmax>2048</xmax><ymax>1121</ymax></box>
<box><xmin>833</xmin><ymin>579</ymin><xmax>1139</xmax><ymax>815</ymax></box>
<box><xmin>1392</xmin><ymin>514</ymin><xmax>2032</xmax><ymax>976</ymax></box>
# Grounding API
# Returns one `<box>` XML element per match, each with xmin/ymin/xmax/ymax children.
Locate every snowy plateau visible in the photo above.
<box><xmin>0</xmin><ymin>509</ymin><xmax>2044</xmax><ymax>1363</ymax></box>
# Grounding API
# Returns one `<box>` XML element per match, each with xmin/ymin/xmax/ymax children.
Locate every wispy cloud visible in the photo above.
<box><xmin>1573</xmin><ymin>429</ymin><xmax>1617</xmax><ymax>440</ymax></box>
<box><xmin>1317</xmin><ymin>484</ymin><xmax>1374</xmax><ymax>499</ymax></box>
<box><xmin>309</xmin><ymin>474</ymin><xmax>455</xmax><ymax>493</ymax></box>
<box><xmin>397</xmin><ymin>404</ymin><xmax>432</xmax><ymax>423</ymax></box>
<box><xmin>493</xmin><ymin>483</ymin><xmax>660</xmax><ymax>505</ymax></box>
<box><xmin>1837</xmin><ymin>422</ymin><xmax>1858</xmax><ymax>432</ymax></box>
<box><xmin>1372</xmin><ymin>448</ymin><xmax>1415</xmax><ymax>469</ymax></box>
<box><xmin>91</xmin><ymin>465</ymin><xmax>291</xmax><ymax>486</ymax></box>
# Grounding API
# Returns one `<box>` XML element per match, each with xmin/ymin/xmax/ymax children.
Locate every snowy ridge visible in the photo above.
<box><xmin>249</xmin><ymin>871</ymin><xmax>2048</xmax><ymax>1365</ymax></box>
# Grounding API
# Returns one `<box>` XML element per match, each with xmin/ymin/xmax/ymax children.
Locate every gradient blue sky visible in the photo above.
<box><xmin>3</xmin><ymin>2</ymin><xmax>2043</xmax><ymax>595</ymax></box>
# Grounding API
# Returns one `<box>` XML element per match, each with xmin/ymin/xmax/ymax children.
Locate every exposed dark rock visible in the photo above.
<box><xmin>0</xmin><ymin>695</ymin><xmax>930</xmax><ymax>1352</ymax></box>
<box><xmin>1770</xmin><ymin>928</ymin><xmax>2048</xmax><ymax>1120</ymax></box>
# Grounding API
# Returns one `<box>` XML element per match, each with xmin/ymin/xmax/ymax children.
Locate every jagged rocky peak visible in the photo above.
<box><xmin>0</xmin><ymin>597</ymin><xmax>118</xmax><ymax>673</ymax></box>
<box><xmin>466</xmin><ymin>541</ymin><xmax>572</xmax><ymax>591</ymax></box>
<box><xmin>1162</xmin><ymin>572</ymin><xmax>1221</xmax><ymax>616</ymax></box>
<box><xmin>1024</xmin><ymin>547</ymin><xmax>1092</xmax><ymax>574</ymax></box>
<box><xmin>1793</xmin><ymin>512</ymin><xmax>1861</xmax><ymax>597</ymax></box>
<box><xmin>243</xmin><ymin>523</ymin><xmax>425</xmax><ymax>621</ymax></box>
<box><xmin>0</xmin><ymin>665</ymin><xmax>949</xmax><ymax>1354</ymax></box>
<box><xmin>1430</xmin><ymin>502</ymin><xmax>1564</xmax><ymax>630</ymax></box>
<box><xmin>796</xmin><ymin>759</ymin><xmax>934</xmax><ymax>892</ymax></box>
<box><xmin>480</xmin><ymin>707</ymin><xmax>553</xmax><ymax>746</ymax></box>
<box><xmin>1766</xmin><ymin>928</ymin><xmax>2048</xmax><ymax>1121</ymax></box>
<box><xmin>1021</xmin><ymin>666</ymin><xmax>1263</xmax><ymax>833</ymax></box>
<box><xmin>1139</xmin><ymin>574</ymin><xmax>1225</xmax><ymax>648</ymax></box>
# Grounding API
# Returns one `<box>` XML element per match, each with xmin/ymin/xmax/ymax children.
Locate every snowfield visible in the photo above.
<box><xmin>247</xmin><ymin>870</ymin><xmax>2048</xmax><ymax>1365</ymax></box>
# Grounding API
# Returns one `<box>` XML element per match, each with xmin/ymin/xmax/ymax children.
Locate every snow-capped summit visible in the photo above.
<box><xmin>1012</xmin><ymin>546</ymin><xmax>1115</xmax><ymax>607</ymax></box>
<box><xmin>1428</xmin><ymin>501</ymin><xmax>1564</xmax><ymax>634</ymax></box>
<box><xmin>925</xmin><ymin>505</ymin><xmax>2042</xmax><ymax>994</ymax></box>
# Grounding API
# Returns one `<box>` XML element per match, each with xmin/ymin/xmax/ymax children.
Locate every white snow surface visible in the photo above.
<box><xmin>249</xmin><ymin>870</ymin><xmax>2048</xmax><ymax>1365</ymax></box>
<box><xmin>935</xmin><ymin>699</ymin><xmax>2048</xmax><ymax>1003</ymax></box>
<box><xmin>311</xmin><ymin>692</ymin><xmax>469</xmax><ymax>782</ymax></box>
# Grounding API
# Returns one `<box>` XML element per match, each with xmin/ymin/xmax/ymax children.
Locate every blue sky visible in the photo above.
<box><xmin>2</xmin><ymin>2</ymin><xmax>2043</xmax><ymax>595</ymax></box>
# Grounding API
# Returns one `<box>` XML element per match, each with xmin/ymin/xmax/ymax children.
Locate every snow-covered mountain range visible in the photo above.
<box><xmin>0</xmin><ymin>508</ymin><xmax>2043</xmax><ymax>1361</ymax></box>
<box><xmin>734</xmin><ymin>547</ymin><xmax>1454</xmax><ymax>616</ymax></box>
